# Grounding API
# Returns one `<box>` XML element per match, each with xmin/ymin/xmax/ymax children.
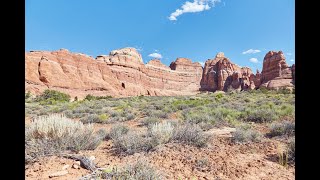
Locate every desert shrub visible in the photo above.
<box><xmin>268</xmin><ymin>121</ymin><xmax>295</xmax><ymax>137</ymax></box>
<box><xmin>110</xmin><ymin>160</ymin><xmax>161</xmax><ymax>180</ymax></box>
<box><xmin>145</xmin><ymin>109</ymin><xmax>168</xmax><ymax>119</ymax></box>
<box><xmin>84</xmin><ymin>94</ymin><xmax>113</xmax><ymax>101</ymax></box>
<box><xmin>172</xmin><ymin>123</ymin><xmax>209</xmax><ymax>147</ymax></box>
<box><xmin>148</xmin><ymin>122</ymin><xmax>174</xmax><ymax>145</ymax></box>
<box><xmin>287</xmin><ymin>138</ymin><xmax>295</xmax><ymax>162</ymax></box>
<box><xmin>108</xmin><ymin>124</ymin><xmax>129</xmax><ymax>140</ymax></box>
<box><xmin>141</xmin><ymin>117</ymin><xmax>161</xmax><ymax>126</ymax></box>
<box><xmin>245</xmin><ymin>108</ymin><xmax>278</xmax><ymax>123</ymax></box>
<box><xmin>108</xmin><ymin>110</ymin><xmax>135</xmax><ymax>123</ymax></box>
<box><xmin>25</xmin><ymin>114</ymin><xmax>105</xmax><ymax>163</ymax></box>
<box><xmin>277</xmin><ymin>104</ymin><xmax>295</xmax><ymax>117</ymax></box>
<box><xmin>35</xmin><ymin>89</ymin><xmax>70</xmax><ymax>104</ymax></box>
<box><xmin>112</xmin><ymin>131</ymin><xmax>153</xmax><ymax>155</ymax></box>
<box><xmin>25</xmin><ymin>91</ymin><xmax>32</xmax><ymax>99</ymax></box>
<box><xmin>101</xmin><ymin>159</ymin><xmax>161</xmax><ymax>180</ymax></box>
<box><xmin>232</xmin><ymin>128</ymin><xmax>262</xmax><ymax>143</ymax></box>
<box><xmin>278</xmin><ymin>88</ymin><xmax>292</xmax><ymax>94</ymax></box>
<box><xmin>80</xmin><ymin>114</ymin><xmax>100</xmax><ymax>124</ymax></box>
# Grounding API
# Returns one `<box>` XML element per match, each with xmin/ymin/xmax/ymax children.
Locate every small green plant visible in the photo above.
<box><xmin>84</xmin><ymin>94</ymin><xmax>113</xmax><ymax>101</ymax></box>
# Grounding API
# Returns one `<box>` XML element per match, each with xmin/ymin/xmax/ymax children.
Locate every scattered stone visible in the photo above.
<box><xmin>72</xmin><ymin>164</ymin><xmax>80</xmax><ymax>169</ymax></box>
<box><xmin>89</xmin><ymin>156</ymin><xmax>95</xmax><ymax>161</ymax></box>
<box><xmin>49</xmin><ymin>170</ymin><xmax>68</xmax><ymax>178</ymax></box>
<box><xmin>62</xmin><ymin>164</ymin><xmax>69</xmax><ymax>170</ymax></box>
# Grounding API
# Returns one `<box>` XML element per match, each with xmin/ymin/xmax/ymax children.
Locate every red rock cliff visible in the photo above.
<box><xmin>26</xmin><ymin>48</ymin><xmax>203</xmax><ymax>98</ymax></box>
<box><xmin>200</xmin><ymin>52</ymin><xmax>256</xmax><ymax>91</ymax></box>
<box><xmin>260</xmin><ymin>51</ymin><xmax>294</xmax><ymax>90</ymax></box>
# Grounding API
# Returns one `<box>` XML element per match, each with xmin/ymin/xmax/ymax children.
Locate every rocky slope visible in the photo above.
<box><xmin>25</xmin><ymin>48</ymin><xmax>295</xmax><ymax>98</ymax></box>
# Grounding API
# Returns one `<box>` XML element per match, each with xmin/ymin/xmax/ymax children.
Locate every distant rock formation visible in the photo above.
<box><xmin>25</xmin><ymin>48</ymin><xmax>203</xmax><ymax>98</ymax></box>
<box><xmin>25</xmin><ymin>48</ymin><xmax>295</xmax><ymax>98</ymax></box>
<box><xmin>200</xmin><ymin>52</ymin><xmax>257</xmax><ymax>91</ymax></box>
<box><xmin>260</xmin><ymin>51</ymin><xmax>295</xmax><ymax>90</ymax></box>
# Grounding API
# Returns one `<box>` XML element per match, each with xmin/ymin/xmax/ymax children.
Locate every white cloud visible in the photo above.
<box><xmin>148</xmin><ymin>52</ymin><xmax>163</xmax><ymax>59</ymax></box>
<box><xmin>290</xmin><ymin>59</ymin><xmax>294</xmax><ymax>62</ymax></box>
<box><xmin>249</xmin><ymin>58</ymin><xmax>259</xmax><ymax>63</ymax></box>
<box><xmin>242</xmin><ymin>49</ymin><xmax>261</xmax><ymax>54</ymax></box>
<box><xmin>198</xmin><ymin>61</ymin><xmax>205</xmax><ymax>66</ymax></box>
<box><xmin>287</xmin><ymin>53</ymin><xmax>292</xmax><ymax>56</ymax></box>
<box><xmin>169</xmin><ymin>0</ymin><xmax>221</xmax><ymax>21</ymax></box>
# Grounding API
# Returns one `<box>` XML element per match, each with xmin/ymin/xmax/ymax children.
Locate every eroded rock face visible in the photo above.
<box><xmin>25</xmin><ymin>48</ymin><xmax>203</xmax><ymax>98</ymax></box>
<box><xmin>200</xmin><ymin>52</ymin><xmax>256</xmax><ymax>91</ymax></box>
<box><xmin>260</xmin><ymin>51</ymin><xmax>294</xmax><ymax>90</ymax></box>
<box><xmin>25</xmin><ymin>48</ymin><xmax>295</xmax><ymax>97</ymax></box>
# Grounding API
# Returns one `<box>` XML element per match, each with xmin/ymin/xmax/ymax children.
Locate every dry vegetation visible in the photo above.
<box><xmin>25</xmin><ymin>89</ymin><xmax>295</xmax><ymax>179</ymax></box>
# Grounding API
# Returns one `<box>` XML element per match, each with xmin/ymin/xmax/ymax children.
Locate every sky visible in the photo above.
<box><xmin>26</xmin><ymin>0</ymin><xmax>295</xmax><ymax>71</ymax></box>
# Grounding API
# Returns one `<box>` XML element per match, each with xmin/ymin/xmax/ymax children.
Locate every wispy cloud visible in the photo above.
<box><xmin>135</xmin><ymin>46</ymin><xmax>143</xmax><ymax>52</ymax></box>
<box><xmin>290</xmin><ymin>59</ymin><xmax>294</xmax><ymax>62</ymax></box>
<box><xmin>287</xmin><ymin>53</ymin><xmax>292</xmax><ymax>56</ymax></box>
<box><xmin>242</xmin><ymin>49</ymin><xmax>261</xmax><ymax>54</ymax></box>
<box><xmin>168</xmin><ymin>0</ymin><xmax>221</xmax><ymax>21</ymax></box>
<box><xmin>249</xmin><ymin>58</ymin><xmax>259</xmax><ymax>63</ymax></box>
<box><xmin>198</xmin><ymin>61</ymin><xmax>205</xmax><ymax>66</ymax></box>
<box><xmin>148</xmin><ymin>52</ymin><xmax>163</xmax><ymax>59</ymax></box>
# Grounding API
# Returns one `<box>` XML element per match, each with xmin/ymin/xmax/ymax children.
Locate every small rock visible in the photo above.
<box><xmin>49</xmin><ymin>170</ymin><xmax>68</xmax><ymax>178</ymax></box>
<box><xmin>72</xmin><ymin>164</ymin><xmax>80</xmax><ymax>169</ymax></box>
<box><xmin>75</xmin><ymin>161</ymin><xmax>81</xmax><ymax>166</ymax></box>
<box><xmin>89</xmin><ymin>156</ymin><xmax>95</xmax><ymax>161</ymax></box>
<box><xmin>62</xmin><ymin>165</ymin><xmax>70</xmax><ymax>170</ymax></box>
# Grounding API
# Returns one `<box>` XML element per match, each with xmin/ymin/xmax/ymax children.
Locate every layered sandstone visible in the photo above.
<box><xmin>260</xmin><ymin>51</ymin><xmax>294</xmax><ymax>90</ymax></box>
<box><xmin>25</xmin><ymin>48</ymin><xmax>295</xmax><ymax>98</ymax></box>
<box><xmin>25</xmin><ymin>48</ymin><xmax>203</xmax><ymax>98</ymax></box>
<box><xmin>200</xmin><ymin>52</ymin><xmax>256</xmax><ymax>91</ymax></box>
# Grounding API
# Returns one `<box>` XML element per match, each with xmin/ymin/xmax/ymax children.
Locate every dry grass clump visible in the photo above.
<box><xmin>25</xmin><ymin>114</ymin><xmax>106</xmax><ymax>164</ymax></box>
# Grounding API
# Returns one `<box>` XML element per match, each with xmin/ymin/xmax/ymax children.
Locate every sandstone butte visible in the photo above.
<box><xmin>25</xmin><ymin>48</ymin><xmax>295</xmax><ymax>98</ymax></box>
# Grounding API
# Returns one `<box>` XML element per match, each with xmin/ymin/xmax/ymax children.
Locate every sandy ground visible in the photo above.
<box><xmin>25</xmin><ymin>118</ymin><xmax>295</xmax><ymax>180</ymax></box>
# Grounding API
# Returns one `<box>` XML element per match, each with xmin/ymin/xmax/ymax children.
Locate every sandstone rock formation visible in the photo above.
<box><xmin>25</xmin><ymin>48</ymin><xmax>295</xmax><ymax>98</ymax></box>
<box><xmin>26</xmin><ymin>48</ymin><xmax>203</xmax><ymax>98</ymax></box>
<box><xmin>200</xmin><ymin>52</ymin><xmax>256</xmax><ymax>92</ymax></box>
<box><xmin>260</xmin><ymin>51</ymin><xmax>294</xmax><ymax>90</ymax></box>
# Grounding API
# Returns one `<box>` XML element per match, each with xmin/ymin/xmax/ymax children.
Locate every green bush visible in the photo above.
<box><xmin>245</xmin><ymin>108</ymin><xmax>278</xmax><ymax>123</ymax></box>
<box><xmin>35</xmin><ymin>89</ymin><xmax>70</xmax><ymax>104</ymax></box>
<box><xmin>25</xmin><ymin>91</ymin><xmax>32</xmax><ymax>99</ymax></box>
<box><xmin>84</xmin><ymin>94</ymin><xmax>112</xmax><ymax>101</ymax></box>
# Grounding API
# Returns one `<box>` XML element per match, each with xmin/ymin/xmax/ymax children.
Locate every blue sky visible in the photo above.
<box><xmin>26</xmin><ymin>0</ymin><xmax>295</xmax><ymax>71</ymax></box>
